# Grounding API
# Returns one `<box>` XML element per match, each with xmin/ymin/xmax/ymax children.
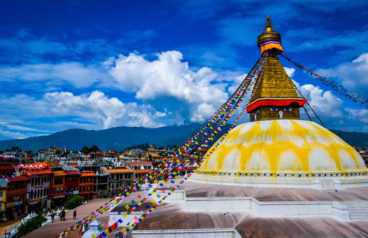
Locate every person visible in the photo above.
<box><xmin>73</xmin><ymin>209</ymin><xmax>77</xmax><ymax>220</ymax></box>
<box><xmin>51</xmin><ymin>211</ymin><xmax>55</xmax><ymax>223</ymax></box>
<box><xmin>60</xmin><ymin>209</ymin><xmax>66</xmax><ymax>221</ymax></box>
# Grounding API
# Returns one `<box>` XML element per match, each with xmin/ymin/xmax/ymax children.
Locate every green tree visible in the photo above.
<box><xmin>89</xmin><ymin>145</ymin><xmax>100</xmax><ymax>152</ymax></box>
<box><xmin>15</xmin><ymin>214</ymin><xmax>46</xmax><ymax>238</ymax></box>
<box><xmin>65</xmin><ymin>195</ymin><xmax>84</xmax><ymax>209</ymax></box>
<box><xmin>81</xmin><ymin>145</ymin><xmax>90</xmax><ymax>154</ymax></box>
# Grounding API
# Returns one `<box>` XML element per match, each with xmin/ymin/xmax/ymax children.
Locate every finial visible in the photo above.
<box><xmin>257</xmin><ymin>16</ymin><xmax>283</xmax><ymax>54</ymax></box>
<box><xmin>265</xmin><ymin>16</ymin><xmax>272</xmax><ymax>32</ymax></box>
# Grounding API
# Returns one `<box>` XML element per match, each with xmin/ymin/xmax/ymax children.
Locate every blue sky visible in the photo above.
<box><xmin>0</xmin><ymin>0</ymin><xmax>368</xmax><ymax>140</ymax></box>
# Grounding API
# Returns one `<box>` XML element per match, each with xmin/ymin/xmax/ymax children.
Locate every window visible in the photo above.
<box><xmin>54</xmin><ymin>177</ymin><xmax>63</xmax><ymax>185</ymax></box>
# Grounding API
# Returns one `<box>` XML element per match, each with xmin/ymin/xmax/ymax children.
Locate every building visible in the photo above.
<box><xmin>79</xmin><ymin>171</ymin><xmax>96</xmax><ymax>200</ymax></box>
<box><xmin>127</xmin><ymin>161</ymin><xmax>153</xmax><ymax>170</ymax></box>
<box><xmin>49</xmin><ymin>169</ymin><xmax>66</xmax><ymax>206</ymax></box>
<box><xmin>0</xmin><ymin>163</ymin><xmax>16</xmax><ymax>177</ymax></box>
<box><xmin>145</xmin><ymin>148</ymin><xmax>165</xmax><ymax>162</ymax></box>
<box><xmin>4</xmin><ymin>176</ymin><xmax>29</xmax><ymax>220</ymax></box>
<box><xmin>64</xmin><ymin>166</ymin><xmax>80</xmax><ymax>196</ymax></box>
<box><xmin>20</xmin><ymin>163</ymin><xmax>52</xmax><ymax>211</ymax></box>
<box><xmin>123</xmin><ymin>148</ymin><xmax>145</xmax><ymax>158</ymax></box>
<box><xmin>108</xmin><ymin>18</ymin><xmax>368</xmax><ymax>238</ymax></box>
<box><xmin>76</xmin><ymin>160</ymin><xmax>99</xmax><ymax>172</ymax></box>
<box><xmin>96</xmin><ymin>170</ymin><xmax>109</xmax><ymax>198</ymax></box>
<box><xmin>104</xmin><ymin>168</ymin><xmax>133</xmax><ymax>196</ymax></box>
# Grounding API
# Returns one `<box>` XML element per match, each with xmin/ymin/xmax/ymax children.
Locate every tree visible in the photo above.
<box><xmin>89</xmin><ymin>145</ymin><xmax>100</xmax><ymax>152</ymax></box>
<box><xmin>15</xmin><ymin>214</ymin><xmax>46</xmax><ymax>238</ymax></box>
<box><xmin>81</xmin><ymin>146</ymin><xmax>90</xmax><ymax>154</ymax></box>
<box><xmin>81</xmin><ymin>145</ymin><xmax>100</xmax><ymax>154</ymax></box>
<box><xmin>65</xmin><ymin>195</ymin><xmax>84</xmax><ymax>209</ymax></box>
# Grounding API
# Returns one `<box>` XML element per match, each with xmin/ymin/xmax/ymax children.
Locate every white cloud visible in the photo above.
<box><xmin>318</xmin><ymin>52</ymin><xmax>368</xmax><ymax>94</ymax></box>
<box><xmin>0</xmin><ymin>50</ymin><xmax>243</xmax><ymax>123</ymax></box>
<box><xmin>346</xmin><ymin>109</ymin><xmax>368</xmax><ymax>124</ymax></box>
<box><xmin>0</xmin><ymin>91</ymin><xmax>166</xmax><ymax>139</ymax></box>
<box><xmin>286</xmin><ymin>65</ymin><xmax>343</xmax><ymax>119</ymax></box>
<box><xmin>44</xmin><ymin>91</ymin><xmax>166</xmax><ymax>128</ymax></box>
<box><xmin>2</xmin><ymin>49</ymin><xmax>366</xmax><ymax>138</ymax></box>
<box><xmin>284</xmin><ymin>67</ymin><xmax>295</xmax><ymax>77</ymax></box>
<box><xmin>289</xmin><ymin>68</ymin><xmax>367</xmax><ymax>130</ymax></box>
<box><xmin>0</xmin><ymin>62</ymin><xmax>109</xmax><ymax>88</ymax></box>
<box><xmin>190</xmin><ymin>103</ymin><xmax>217</xmax><ymax>122</ymax></box>
<box><xmin>108</xmin><ymin>51</ymin><xmax>232</xmax><ymax>122</ymax></box>
<box><xmin>299</xmin><ymin>84</ymin><xmax>343</xmax><ymax>118</ymax></box>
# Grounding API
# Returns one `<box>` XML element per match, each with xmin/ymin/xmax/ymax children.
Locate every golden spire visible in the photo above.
<box><xmin>265</xmin><ymin>16</ymin><xmax>272</xmax><ymax>32</ymax></box>
<box><xmin>257</xmin><ymin>17</ymin><xmax>283</xmax><ymax>54</ymax></box>
<box><xmin>247</xmin><ymin>17</ymin><xmax>305</xmax><ymax>121</ymax></box>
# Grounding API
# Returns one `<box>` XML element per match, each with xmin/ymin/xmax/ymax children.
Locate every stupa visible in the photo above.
<box><xmin>192</xmin><ymin>17</ymin><xmax>367</xmax><ymax>188</ymax></box>
<box><xmin>112</xmin><ymin>18</ymin><xmax>368</xmax><ymax>238</ymax></box>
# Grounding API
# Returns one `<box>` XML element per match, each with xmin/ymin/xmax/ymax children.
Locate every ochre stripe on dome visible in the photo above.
<box><xmin>197</xmin><ymin>120</ymin><xmax>367</xmax><ymax>175</ymax></box>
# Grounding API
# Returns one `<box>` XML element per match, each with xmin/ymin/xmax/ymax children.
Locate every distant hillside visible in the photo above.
<box><xmin>0</xmin><ymin>124</ymin><xmax>367</xmax><ymax>151</ymax></box>
<box><xmin>0</xmin><ymin>124</ymin><xmax>201</xmax><ymax>151</ymax></box>
<box><xmin>332</xmin><ymin>130</ymin><xmax>368</xmax><ymax>148</ymax></box>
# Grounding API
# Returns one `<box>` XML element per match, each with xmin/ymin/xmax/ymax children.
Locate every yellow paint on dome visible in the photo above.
<box><xmin>198</xmin><ymin>120</ymin><xmax>367</xmax><ymax>175</ymax></box>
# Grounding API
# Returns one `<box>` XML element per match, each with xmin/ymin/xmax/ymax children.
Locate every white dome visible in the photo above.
<box><xmin>198</xmin><ymin>120</ymin><xmax>366</xmax><ymax>175</ymax></box>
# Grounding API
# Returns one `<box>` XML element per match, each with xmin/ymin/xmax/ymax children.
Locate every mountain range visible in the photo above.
<box><xmin>0</xmin><ymin>124</ymin><xmax>201</xmax><ymax>151</ymax></box>
<box><xmin>0</xmin><ymin>124</ymin><xmax>367</xmax><ymax>151</ymax></box>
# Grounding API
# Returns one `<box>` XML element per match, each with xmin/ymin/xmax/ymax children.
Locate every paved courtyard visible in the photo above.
<box><xmin>24</xmin><ymin>198</ymin><xmax>109</xmax><ymax>238</ymax></box>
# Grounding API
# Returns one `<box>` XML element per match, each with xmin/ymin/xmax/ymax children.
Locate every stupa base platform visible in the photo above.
<box><xmin>181</xmin><ymin>180</ymin><xmax>368</xmax><ymax>202</ymax></box>
<box><xmin>135</xmin><ymin>210</ymin><xmax>368</xmax><ymax>238</ymax></box>
<box><xmin>119</xmin><ymin>181</ymin><xmax>368</xmax><ymax>238</ymax></box>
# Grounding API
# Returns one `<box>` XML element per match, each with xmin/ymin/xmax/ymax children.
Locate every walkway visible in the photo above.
<box><xmin>24</xmin><ymin>199</ymin><xmax>109</xmax><ymax>238</ymax></box>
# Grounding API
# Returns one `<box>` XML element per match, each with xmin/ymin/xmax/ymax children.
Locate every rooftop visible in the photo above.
<box><xmin>80</xmin><ymin>171</ymin><xmax>96</xmax><ymax>177</ymax></box>
<box><xmin>105</xmin><ymin>168</ymin><xmax>134</xmax><ymax>174</ymax></box>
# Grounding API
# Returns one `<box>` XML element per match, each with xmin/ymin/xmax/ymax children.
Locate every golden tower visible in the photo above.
<box><xmin>246</xmin><ymin>17</ymin><xmax>306</xmax><ymax>121</ymax></box>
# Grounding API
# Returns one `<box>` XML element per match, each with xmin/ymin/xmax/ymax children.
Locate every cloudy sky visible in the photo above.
<box><xmin>0</xmin><ymin>0</ymin><xmax>368</xmax><ymax>140</ymax></box>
